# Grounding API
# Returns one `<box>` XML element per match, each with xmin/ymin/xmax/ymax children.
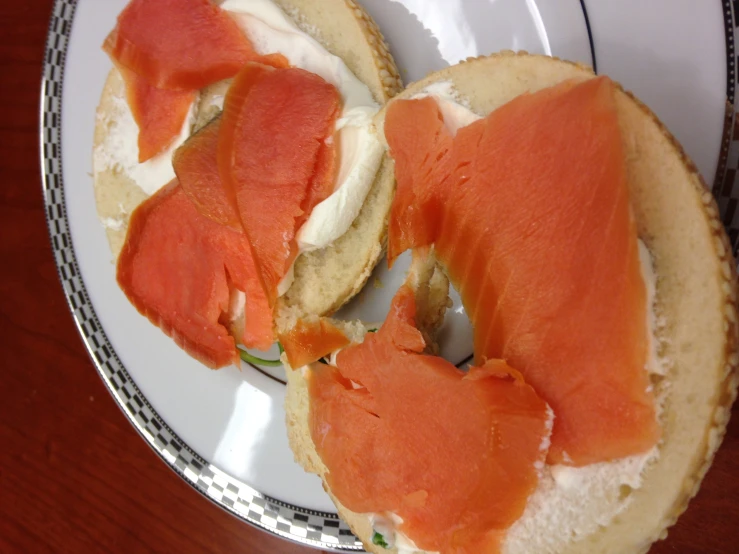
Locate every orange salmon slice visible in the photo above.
<box><xmin>173</xmin><ymin>119</ymin><xmax>273</xmax><ymax>351</ymax></box>
<box><xmin>117</xmin><ymin>182</ymin><xmax>267</xmax><ymax>367</ymax></box>
<box><xmin>104</xmin><ymin>0</ymin><xmax>259</xmax><ymax>91</ymax></box>
<box><xmin>219</xmin><ymin>63</ymin><xmax>340</xmax><ymax>306</ymax></box>
<box><xmin>104</xmin><ymin>0</ymin><xmax>289</xmax><ymax>162</ymax></box>
<box><xmin>278</xmin><ymin>318</ymin><xmax>351</xmax><ymax>368</ymax></box>
<box><xmin>309</xmin><ymin>285</ymin><xmax>552</xmax><ymax>554</ymax></box>
<box><xmin>384</xmin><ymin>77</ymin><xmax>660</xmax><ymax>465</ymax></box>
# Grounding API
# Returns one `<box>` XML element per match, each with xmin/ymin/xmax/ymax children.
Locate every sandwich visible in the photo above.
<box><xmin>92</xmin><ymin>0</ymin><xmax>401</xmax><ymax>368</ymax></box>
<box><xmin>282</xmin><ymin>52</ymin><xmax>739</xmax><ymax>554</ymax></box>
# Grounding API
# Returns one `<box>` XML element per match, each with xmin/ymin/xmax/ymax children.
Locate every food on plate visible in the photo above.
<box><xmin>93</xmin><ymin>0</ymin><xmax>401</xmax><ymax>367</ymax></box>
<box><xmin>385</xmin><ymin>75</ymin><xmax>659</xmax><ymax>467</ymax></box>
<box><xmin>117</xmin><ymin>63</ymin><xmax>340</xmax><ymax>365</ymax></box>
<box><xmin>217</xmin><ymin>63</ymin><xmax>341</xmax><ymax>308</ymax></box>
<box><xmin>93</xmin><ymin>1</ymin><xmax>738</xmax><ymax>550</ymax></box>
<box><xmin>278</xmin><ymin>317</ymin><xmax>351</xmax><ymax>368</ymax></box>
<box><xmin>283</xmin><ymin>52</ymin><xmax>738</xmax><ymax>553</ymax></box>
<box><xmin>309</xmin><ymin>285</ymin><xmax>553</xmax><ymax>554</ymax></box>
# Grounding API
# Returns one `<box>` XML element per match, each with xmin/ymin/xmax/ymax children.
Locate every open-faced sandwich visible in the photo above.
<box><xmin>93</xmin><ymin>0</ymin><xmax>401</xmax><ymax>368</ymax></box>
<box><xmin>282</xmin><ymin>52</ymin><xmax>739</xmax><ymax>554</ymax></box>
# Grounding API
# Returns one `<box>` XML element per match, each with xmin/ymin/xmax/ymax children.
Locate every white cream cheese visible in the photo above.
<box><xmin>94</xmin><ymin>94</ymin><xmax>199</xmax><ymax>196</ymax></box>
<box><xmin>411</xmin><ymin>81</ymin><xmax>482</xmax><ymax>135</ymax></box>
<box><xmin>222</xmin><ymin>0</ymin><xmax>377</xmax><ymax>111</ymax></box>
<box><xmin>208</xmin><ymin>94</ymin><xmax>225</xmax><ymax>111</ymax></box>
<box><xmin>296</xmin><ymin>110</ymin><xmax>385</xmax><ymax>251</ymax></box>
<box><xmin>229</xmin><ymin>289</ymin><xmax>246</xmax><ymax>324</ymax></box>
<box><xmin>100</xmin><ymin>216</ymin><xmax>124</xmax><ymax>231</ymax></box>
<box><xmin>370</xmin><ymin>513</ymin><xmax>438</xmax><ymax>554</ymax></box>
<box><xmin>221</xmin><ymin>0</ymin><xmax>384</xmax><ymax>256</ymax></box>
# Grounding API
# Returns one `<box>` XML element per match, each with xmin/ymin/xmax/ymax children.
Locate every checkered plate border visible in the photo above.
<box><xmin>39</xmin><ymin>1</ymin><xmax>363</xmax><ymax>551</ymax></box>
<box><xmin>714</xmin><ymin>0</ymin><xmax>739</xmax><ymax>253</ymax></box>
<box><xmin>40</xmin><ymin>1</ymin><xmax>739</xmax><ymax>552</ymax></box>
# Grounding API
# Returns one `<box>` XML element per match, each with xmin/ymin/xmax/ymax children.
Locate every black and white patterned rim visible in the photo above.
<box><xmin>39</xmin><ymin>1</ymin><xmax>361</xmax><ymax>551</ymax></box>
<box><xmin>39</xmin><ymin>1</ymin><xmax>739</xmax><ymax>552</ymax></box>
<box><xmin>714</xmin><ymin>0</ymin><xmax>739</xmax><ymax>252</ymax></box>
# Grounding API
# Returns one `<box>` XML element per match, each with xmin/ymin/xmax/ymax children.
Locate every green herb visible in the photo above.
<box><xmin>238</xmin><ymin>348</ymin><xmax>282</xmax><ymax>367</ymax></box>
<box><xmin>372</xmin><ymin>532</ymin><xmax>389</xmax><ymax>549</ymax></box>
<box><xmin>277</xmin><ymin>342</ymin><xmax>284</xmax><ymax>355</ymax></box>
<box><xmin>368</xmin><ymin>328</ymin><xmax>378</xmax><ymax>333</ymax></box>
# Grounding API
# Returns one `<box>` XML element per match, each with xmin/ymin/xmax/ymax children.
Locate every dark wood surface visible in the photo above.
<box><xmin>0</xmin><ymin>1</ymin><xmax>737</xmax><ymax>553</ymax></box>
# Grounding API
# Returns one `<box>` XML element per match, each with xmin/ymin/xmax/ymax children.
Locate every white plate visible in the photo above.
<box><xmin>41</xmin><ymin>0</ymin><xmax>739</xmax><ymax>550</ymax></box>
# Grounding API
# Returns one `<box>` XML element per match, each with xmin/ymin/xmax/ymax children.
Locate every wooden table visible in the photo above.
<box><xmin>0</xmin><ymin>2</ymin><xmax>737</xmax><ymax>553</ymax></box>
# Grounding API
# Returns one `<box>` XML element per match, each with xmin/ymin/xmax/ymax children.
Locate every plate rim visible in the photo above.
<box><xmin>39</xmin><ymin>0</ymin><xmax>362</xmax><ymax>551</ymax></box>
<box><xmin>713</xmin><ymin>0</ymin><xmax>739</xmax><ymax>252</ymax></box>
<box><xmin>39</xmin><ymin>0</ymin><xmax>739</xmax><ymax>552</ymax></box>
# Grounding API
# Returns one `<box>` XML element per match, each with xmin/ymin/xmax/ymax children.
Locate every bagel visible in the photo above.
<box><xmin>92</xmin><ymin>0</ymin><xmax>402</xmax><ymax>351</ymax></box>
<box><xmin>284</xmin><ymin>51</ymin><xmax>739</xmax><ymax>554</ymax></box>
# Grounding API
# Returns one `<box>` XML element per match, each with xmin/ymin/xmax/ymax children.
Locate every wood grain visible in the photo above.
<box><xmin>0</xmin><ymin>1</ymin><xmax>736</xmax><ymax>553</ymax></box>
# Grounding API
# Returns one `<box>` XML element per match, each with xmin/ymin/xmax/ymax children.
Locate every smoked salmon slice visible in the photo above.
<box><xmin>118</xmin><ymin>181</ymin><xmax>258</xmax><ymax>367</ymax></box>
<box><xmin>219</xmin><ymin>63</ymin><xmax>340</xmax><ymax>305</ymax></box>
<box><xmin>171</xmin><ymin>118</ymin><xmax>273</xmax><ymax>351</ymax></box>
<box><xmin>278</xmin><ymin>318</ymin><xmax>350</xmax><ymax>368</ymax></box>
<box><xmin>104</xmin><ymin>0</ymin><xmax>258</xmax><ymax>91</ymax></box>
<box><xmin>173</xmin><ymin>118</ymin><xmax>240</xmax><ymax>229</ymax></box>
<box><xmin>119</xmin><ymin>68</ymin><xmax>196</xmax><ymax>163</ymax></box>
<box><xmin>385</xmin><ymin>97</ymin><xmax>453</xmax><ymax>266</ymax></box>
<box><xmin>309</xmin><ymin>285</ymin><xmax>552</xmax><ymax>554</ymax></box>
<box><xmin>128</xmin><ymin>64</ymin><xmax>340</xmax><ymax>356</ymax></box>
<box><xmin>104</xmin><ymin>0</ymin><xmax>290</xmax><ymax>163</ymax></box>
<box><xmin>384</xmin><ymin>77</ymin><xmax>660</xmax><ymax>466</ymax></box>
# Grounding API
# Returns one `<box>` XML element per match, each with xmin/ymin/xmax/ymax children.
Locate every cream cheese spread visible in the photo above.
<box><xmin>93</xmin><ymin>94</ymin><xmax>199</xmax><ymax>196</ymax></box>
<box><xmin>411</xmin><ymin>81</ymin><xmax>482</xmax><ymax>135</ymax></box>
<box><xmin>370</xmin><ymin>513</ymin><xmax>438</xmax><ymax>554</ymax></box>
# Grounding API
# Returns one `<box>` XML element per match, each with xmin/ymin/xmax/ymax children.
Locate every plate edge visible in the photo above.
<box><xmin>38</xmin><ymin>0</ymin><xmax>364</xmax><ymax>550</ymax></box>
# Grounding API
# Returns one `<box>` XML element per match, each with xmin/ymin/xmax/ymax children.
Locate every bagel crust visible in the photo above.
<box><xmin>287</xmin><ymin>51</ymin><xmax>739</xmax><ymax>554</ymax></box>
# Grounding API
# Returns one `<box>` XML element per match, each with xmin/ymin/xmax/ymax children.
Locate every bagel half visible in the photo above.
<box><xmin>285</xmin><ymin>250</ymin><xmax>451</xmax><ymax>530</ymax></box>
<box><xmin>284</xmin><ymin>51</ymin><xmax>739</xmax><ymax>553</ymax></box>
<box><xmin>92</xmin><ymin>0</ymin><xmax>403</xmax><ymax>338</ymax></box>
